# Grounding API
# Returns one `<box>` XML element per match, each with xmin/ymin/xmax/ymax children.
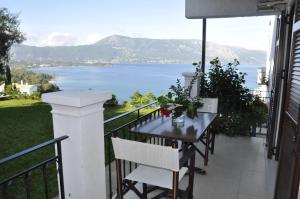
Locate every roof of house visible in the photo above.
<box><xmin>15</xmin><ymin>83</ymin><xmax>37</xmax><ymax>89</ymax></box>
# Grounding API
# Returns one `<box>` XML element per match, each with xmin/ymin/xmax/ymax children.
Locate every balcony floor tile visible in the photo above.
<box><xmin>106</xmin><ymin>135</ymin><xmax>277</xmax><ymax>199</ymax></box>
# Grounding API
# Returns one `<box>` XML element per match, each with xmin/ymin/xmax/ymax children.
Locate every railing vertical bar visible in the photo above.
<box><xmin>24</xmin><ymin>172</ymin><xmax>31</xmax><ymax>199</ymax></box>
<box><xmin>42</xmin><ymin>164</ymin><xmax>49</xmax><ymax>199</ymax></box>
<box><xmin>128</xmin><ymin>125</ymin><xmax>132</xmax><ymax>173</ymax></box>
<box><xmin>107</xmin><ymin>135</ymin><xmax>113</xmax><ymax>199</ymax></box>
<box><xmin>57</xmin><ymin>141</ymin><xmax>65</xmax><ymax>199</ymax></box>
<box><xmin>2</xmin><ymin>182</ymin><xmax>9</xmax><ymax>199</ymax></box>
<box><xmin>133</xmin><ymin>122</ymin><xmax>138</xmax><ymax>168</ymax></box>
<box><xmin>122</xmin><ymin>129</ymin><xmax>126</xmax><ymax>178</ymax></box>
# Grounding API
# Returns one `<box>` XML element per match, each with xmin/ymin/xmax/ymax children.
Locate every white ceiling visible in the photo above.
<box><xmin>186</xmin><ymin>0</ymin><xmax>285</xmax><ymax>19</ymax></box>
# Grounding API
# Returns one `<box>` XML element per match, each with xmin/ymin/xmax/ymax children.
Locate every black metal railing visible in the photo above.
<box><xmin>251</xmin><ymin>90</ymin><xmax>271</xmax><ymax>136</ymax></box>
<box><xmin>250</xmin><ymin>90</ymin><xmax>271</xmax><ymax>102</ymax></box>
<box><xmin>0</xmin><ymin>135</ymin><xmax>68</xmax><ymax>199</ymax></box>
<box><xmin>104</xmin><ymin>101</ymin><xmax>163</xmax><ymax>198</ymax></box>
<box><xmin>215</xmin><ymin>90</ymin><xmax>271</xmax><ymax>137</ymax></box>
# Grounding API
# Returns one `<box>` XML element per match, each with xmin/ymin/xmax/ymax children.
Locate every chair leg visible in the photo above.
<box><xmin>172</xmin><ymin>171</ymin><xmax>179</xmax><ymax>199</ymax></box>
<box><xmin>123</xmin><ymin>180</ymin><xmax>144</xmax><ymax>198</ymax></box>
<box><xmin>172</xmin><ymin>142</ymin><xmax>179</xmax><ymax>199</ymax></box>
<box><xmin>116</xmin><ymin>159</ymin><xmax>123</xmax><ymax>199</ymax></box>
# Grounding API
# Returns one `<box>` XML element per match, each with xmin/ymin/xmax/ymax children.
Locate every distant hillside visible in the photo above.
<box><xmin>11</xmin><ymin>35</ymin><xmax>267</xmax><ymax>66</ymax></box>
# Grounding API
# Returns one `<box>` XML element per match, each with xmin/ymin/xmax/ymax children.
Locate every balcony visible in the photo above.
<box><xmin>0</xmin><ymin>91</ymin><xmax>275</xmax><ymax>199</ymax></box>
<box><xmin>106</xmin><ymin>135</ymin><xmax>277</xmax><ymax>199</ymax></box>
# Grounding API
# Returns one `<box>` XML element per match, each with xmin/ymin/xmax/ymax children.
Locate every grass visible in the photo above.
<box><xmin>0</xmin><ymin>99</ymin><xmax>156</xmax><ymax>199</ymax></box>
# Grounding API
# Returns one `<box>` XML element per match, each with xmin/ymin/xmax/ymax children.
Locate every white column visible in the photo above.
<box><xmin>182</xmin><ymin>72</ymin><xmax>200</xmax><ymax>98</ymax></box>
<box><xmin>42</xmin><ymin>91</ymin><xmax>111</xmax><ymax>199</ymax></box>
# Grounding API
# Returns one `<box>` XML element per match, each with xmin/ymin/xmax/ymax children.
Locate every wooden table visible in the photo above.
<box><xmin>130</xmin><ymin>112</ymin><xmax>217</xmax><ymax>166</ymax></box>
<box><xmin>129</xmin><ymin>112</ymin><xmax>217</xmax><ymax>198</ymax></box>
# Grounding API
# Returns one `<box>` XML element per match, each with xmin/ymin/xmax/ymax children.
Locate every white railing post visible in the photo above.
<box><xmin>182</xmin><ymin>72</ymin><xmax>200</xmax><ymax>98</ymax></box>
<box><xmin>42</xmin><ymin>91</ymin><xmax>111</xmax><ymax>199</ymax></box>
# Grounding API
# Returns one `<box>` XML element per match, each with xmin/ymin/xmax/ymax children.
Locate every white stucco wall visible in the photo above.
<box><xmin>265</xmin><ymin>16</ymin><xmax>277</xmax><ymax>90</ymax></box>
<box><xmin>186</xmin><ymin>0</ymin><xmax>280</xmax><ymax>19</ymax></box>
<box><xmin>16</xmin><ymin>84</ymin><xmax>37</xmax><ymax>95</ymax></box>
<box><xmin>21</xmin><ymin>86</ymin><xmax>37</xmax><ymax>95</ymax></box>
<box><xmin>0</xmin><ymin>85</ymin><xmax>4</xmax><ymax>93</ymax></box>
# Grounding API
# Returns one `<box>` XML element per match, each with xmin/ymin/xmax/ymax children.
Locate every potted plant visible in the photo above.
<box><xmin>157</xmin><ymin>62</ymin><xmax>203</xmax><ymax>124</ymax></box>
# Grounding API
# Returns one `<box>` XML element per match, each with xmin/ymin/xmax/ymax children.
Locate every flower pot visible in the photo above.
<box><xmin>160</xmin><ymin>107</ymin><xmax>171</xmax><ymax>117</ymax></box>
<box><xmin>172</xmin><ymin>114</ymin><xmax>185</xmax><ymax>127</ymax></box>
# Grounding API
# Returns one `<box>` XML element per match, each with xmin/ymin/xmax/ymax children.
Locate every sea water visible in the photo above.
<box><xmin>29</xmin><ymin>64</ymin><xmax>259</xmax><ymax>101</ymax></box>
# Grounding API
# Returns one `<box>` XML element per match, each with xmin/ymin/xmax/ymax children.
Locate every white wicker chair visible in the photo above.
<box><xmin>198</xmin><ymin>98</ymin><xmax>218</xmax><ymax>114</ymax></box>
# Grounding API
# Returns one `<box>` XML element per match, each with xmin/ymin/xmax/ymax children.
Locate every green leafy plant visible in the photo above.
<box><xmin>104</xmin><ymin>94</ymin><xmax>119</xmax><ymax>107</ymax></box>
<box><xmin>157</xmin><ymin>61</ymin><xmax>203</xmax><ymax>119</ymax></box>
<box><xmin>4</xmin><ymin>84</ymin><xmax>21</xmax><ymax>98</ymax></box>
<box><xmin>204</xmin><ymin>58</ymin><xmax>268</xmax><ymax>136</ymax></box>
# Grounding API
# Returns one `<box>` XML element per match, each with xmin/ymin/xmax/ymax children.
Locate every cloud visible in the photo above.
<box><xmin>85</xmin><ymin>33</ymin><xmax>103</xmax><ymax>44</ymax></box>
<box><xmin>22</xmin><ymin>34</ymin><xmax>41</xmax><ymax>46</ymax></box>
<box><xmin>42</xmin><ymin>32</ymin><xmax>78</xmax><ymax>46</ymax></box>
<box><xmin>24</xmin><ymin>33</ymin><xmax>105</xmax><ymax>46</ymax></box>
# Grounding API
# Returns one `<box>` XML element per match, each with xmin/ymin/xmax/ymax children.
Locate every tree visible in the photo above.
<box><xmin>204</xmin><ymin>58</ymin><xmax>267</xmax><ymax>136</ymax></box>
<box><xmin>145</xmin><ymin>92</ymin><xmax>156</xmax><ymax>102</ymax></box>
<box><xmin>104</xmin><ymin>94</ymin><xmax>119</xmax><ymax>107</ymax></box>
<box><xmin>130</xmin><ymin>91</ymin><xmax>157</xmax><ymax>107</ymax></box>
<box><xmin>0</xmin><ymin>8</ymin><xmax>25</xmax><ymax>85</ymax></box>
<box><xmin>130</xmin><ymin>91</ymin><xmax>147</xmax><ymax>107</ymax></box>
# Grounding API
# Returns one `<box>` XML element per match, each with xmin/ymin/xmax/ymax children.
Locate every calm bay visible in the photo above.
<box><xmin>29</xmin><ymin>64</ymin><xmax>259</xmax><ymax>101</ymax></box>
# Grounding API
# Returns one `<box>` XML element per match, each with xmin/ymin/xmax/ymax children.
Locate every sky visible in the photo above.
<box><xmin>2</xmin><ymin>0</ymin><xmax>274</xmax><ymax>51</ymax></box>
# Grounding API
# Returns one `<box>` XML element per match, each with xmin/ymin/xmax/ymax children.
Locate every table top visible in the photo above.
<box><xmin>130</xmin><ymin>112</ymin><xmax>217</xmax><ymax>143</ymax></box>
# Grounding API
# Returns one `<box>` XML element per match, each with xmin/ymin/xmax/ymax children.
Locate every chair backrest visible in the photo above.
<box><xmin>198</xmin><ymin>98</ymin><xmax>218</xmax><ymax>113</ymax></box>
<box><xmin>111</xmin><ymin>137</ymin><xmax>179</xmax><ymax>171</ymax></box>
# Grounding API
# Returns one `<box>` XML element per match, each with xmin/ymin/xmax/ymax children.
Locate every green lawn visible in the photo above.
<box><xmin>0</xmin><ymin>99</ymin><xmax>156</xmax><ymax>199</ymax></box>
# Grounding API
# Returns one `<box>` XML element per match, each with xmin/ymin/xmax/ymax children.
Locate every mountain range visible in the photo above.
<box><xmin>11</xmin><ymin>35</ymin><xmax>267</xmax><ymax>66</ymax></box>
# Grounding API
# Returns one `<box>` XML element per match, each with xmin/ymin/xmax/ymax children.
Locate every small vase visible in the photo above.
<box><xmin>172</xmin><ymin>114</ymin><xmax>185</xmax><ymax>127</ymax></box>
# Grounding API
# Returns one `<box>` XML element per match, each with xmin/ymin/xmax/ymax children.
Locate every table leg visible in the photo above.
<box><xmin>204</xmin><ymin>129</ymin><xmax>210</xmax><ymax>166</ymax></box>
<box><xmin>189</xmin><ymin>143</ymin><xmax>206</xmax><ymax>175</ymax></box>
<box><xmin>142</xmin><ymin>183</ymin><xmax>147</xmax><ymax>199</ymax></box>
<box><xmin>211</xmin><ymin>128</ymin><xmax>215</xmax><ymax>154</ymax></box>
<box><xmin>188</xmin><ymin>149</ymin><xmax>195</xmax><ymax>199</ymax></box>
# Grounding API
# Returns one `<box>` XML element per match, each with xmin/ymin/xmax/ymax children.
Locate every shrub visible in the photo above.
<box><xmin>4</xmin><ymin>84</ymin><xmax>21</xmax><ymax>98</ymax></box>
<box><xmin>30</xmin><ymin>91</ymin><xmax>42</xmax><ymax>99</ymax></box>
<box><xmin>38</xmin><ymin>83</ymin><xmax>60</xmax><ymax>93</ymax></box>
<box><xmin>104</xmin><ymin>94</ymin><xmax>119</xmax><ymax>107</ymax></box>
<box><xmin>204</xmin><ymin>58</ymin><xmax>268</xmax><ymax>136</ymax></box>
